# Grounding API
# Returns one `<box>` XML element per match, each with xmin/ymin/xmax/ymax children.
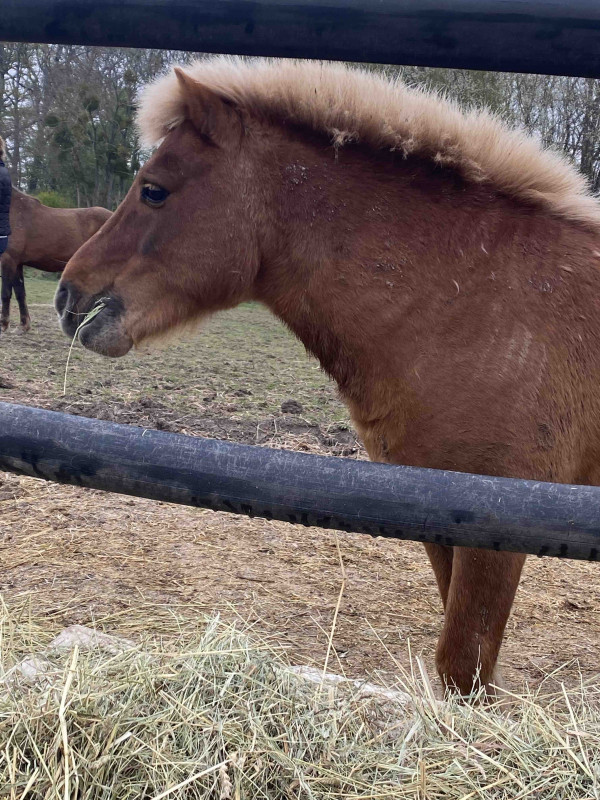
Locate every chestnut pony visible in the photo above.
<box><xmin>56</xmin><ymin>58</ymin><xmax>600</xmax><ymax>694</ymax></box>
<box><xmin>1</xmin><ymin>188</ymin><xmax>111</xmax><ymax>332</ymax></box>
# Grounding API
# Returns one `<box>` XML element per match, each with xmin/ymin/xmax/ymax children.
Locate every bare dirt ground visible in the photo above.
<box><xmin>1</xmin><ymin>275</ymin><xmax>599</xmax><ymax>692</ymax></box>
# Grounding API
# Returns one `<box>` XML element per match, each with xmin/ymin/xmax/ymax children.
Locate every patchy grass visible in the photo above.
<box><xmin>22</xmin><ymin>269</ymin><xmax>59</xmax><ymax>304</ymax></box>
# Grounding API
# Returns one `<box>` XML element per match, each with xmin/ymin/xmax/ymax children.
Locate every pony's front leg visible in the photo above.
<box><xmin>0</xmin><ymin>262</ymin><xmax>12</xmax><ymax>332</ymax></box>
<box><xmin>435</xmin><ymin>548</ymin><xmax>526</xmax><ymax>696</ymax></box>
<box><xmin>13</xmin><ymin>265</ymin><xmax>30</xmax><ymax>332</ymax></box>
<box><xmin>423</xmin><ymin>543</ymin><xmax>454</xmax><ymax>608</ymax></box>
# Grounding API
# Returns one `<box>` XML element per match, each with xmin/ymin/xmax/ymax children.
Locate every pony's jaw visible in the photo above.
<box><xmin>55</xmin><ymin>281</ymin><xmax>133</xmax><ymax>358</ymax></box>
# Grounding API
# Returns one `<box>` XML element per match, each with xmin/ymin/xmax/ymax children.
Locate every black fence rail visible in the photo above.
<box><xmin>1</xmin><ymin>402</ymin><xmax>599</xmax><ymax>562</ymax></box>
<box><xmin>2</xmin><ymin>0</ymin><xmax>600</xmax><ymax>78</ymax></box>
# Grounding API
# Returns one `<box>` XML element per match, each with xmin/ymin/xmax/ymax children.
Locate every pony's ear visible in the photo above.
<box><xmin>174</xmin><ymin>68</ymin><xmax>237</xmax><ymax>145</ymax></box>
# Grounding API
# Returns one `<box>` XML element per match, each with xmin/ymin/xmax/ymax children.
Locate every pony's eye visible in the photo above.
<box><xmin>141</xmin><ymin>182</ymin><xmax>169</xmax><ymax>207</ymax></box>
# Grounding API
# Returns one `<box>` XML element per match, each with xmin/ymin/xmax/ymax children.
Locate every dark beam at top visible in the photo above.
<box><xmin>1</xmin><ymin>0</ymin><xmax>600</xmax><ymax>78</ymax></box>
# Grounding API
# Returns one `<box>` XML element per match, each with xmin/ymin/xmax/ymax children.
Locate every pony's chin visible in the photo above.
<box><xmin>77</xmin><ymin>311</ymin><xmax>134</xmax><ymax>358</ymax></box>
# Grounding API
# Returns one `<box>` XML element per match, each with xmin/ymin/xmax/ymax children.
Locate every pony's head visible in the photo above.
<box><xmin>56</xmin><ymin>68</ymin><xmax>264</xmax><ymax>357</ymax></box>
<box><xmin>57</xmin><ymin>57</ymin><xmax>600</xmax><ymax>357</ymax></box>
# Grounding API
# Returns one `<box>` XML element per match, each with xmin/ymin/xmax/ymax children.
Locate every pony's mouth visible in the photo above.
<box><xmin>55</xmin><ymin>281</ymin><xmax>133</xmax><ymax>358</ymax></box>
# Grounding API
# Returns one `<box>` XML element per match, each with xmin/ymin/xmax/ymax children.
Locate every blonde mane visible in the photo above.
<box><xmin>138</xmin><ymin>57</ymin><xmax>600</xmax><ymax>230</ymax></box>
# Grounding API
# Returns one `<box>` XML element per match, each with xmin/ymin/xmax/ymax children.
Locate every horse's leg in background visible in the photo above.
<box><xmin>1</xmin><ymin>257</ymin><xmax>15</xmax><ymax>332</ymax></box>
<box><xmin>436</xmin><ymin>548</ymin><xmax>526</xmax><ymax>695</ymax></box>
<box><xmin>13</xmin><ymin>264</ymin><xmax>31</xmax><ymax>332</ymax></box>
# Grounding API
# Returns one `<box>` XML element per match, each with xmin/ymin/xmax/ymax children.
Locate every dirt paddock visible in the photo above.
<box><xmin>1</xmin><ymin>278</ymin><xmax>599</xmax><ymax>691</ymax></box>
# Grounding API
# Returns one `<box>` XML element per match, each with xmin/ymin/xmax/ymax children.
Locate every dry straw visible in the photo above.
<box><xmin>1</xmin><ymin>596</ymin><xmax>600</xmax><ymax>799</ymax></box>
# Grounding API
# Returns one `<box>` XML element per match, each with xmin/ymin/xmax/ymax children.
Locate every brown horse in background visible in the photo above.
<box><xmin>1</xmin><ymin>188</ymin><xmax>111</xmax><ymax>332</ymax></box>
<box><xmin>56</xmin><ymin>58</ymin><xmax>600</xmax><ymax>695</ymax></box>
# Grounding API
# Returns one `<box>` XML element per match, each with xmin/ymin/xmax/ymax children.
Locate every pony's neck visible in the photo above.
<box><xmin>253</xmin><ymin>131</ymin><xmax>505</xmax><ymax>406</ymax></box>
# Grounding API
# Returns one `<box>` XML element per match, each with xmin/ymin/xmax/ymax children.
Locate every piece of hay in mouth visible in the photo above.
<box><xmin>62</xmin><ymin>300</ymin><xmax>107</xmax><ymax>395</ymax></box>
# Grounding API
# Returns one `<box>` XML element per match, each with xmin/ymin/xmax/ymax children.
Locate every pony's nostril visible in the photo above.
<box><xmin>54</xmin><ymin>283</ymin><xmax>68</xmax><ymax>316</ymax></box>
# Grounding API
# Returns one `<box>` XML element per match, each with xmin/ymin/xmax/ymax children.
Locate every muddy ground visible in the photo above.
<box><xmin>1</xmin><ymin>274</ymin><xmax>599</xmax><ymax>692</ymax></box>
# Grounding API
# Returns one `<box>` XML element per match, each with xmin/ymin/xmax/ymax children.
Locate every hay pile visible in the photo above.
<box><xmin>1</xmin><ymin>599</ymin><xmax>599</xmax><ymax>799</ymax></box>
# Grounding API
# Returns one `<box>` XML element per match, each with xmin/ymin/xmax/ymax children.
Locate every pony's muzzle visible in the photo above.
<box><xmin>55</xmin><ymin>281</ymin><xmax>133</xmax><ymax>358</ymax></box>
